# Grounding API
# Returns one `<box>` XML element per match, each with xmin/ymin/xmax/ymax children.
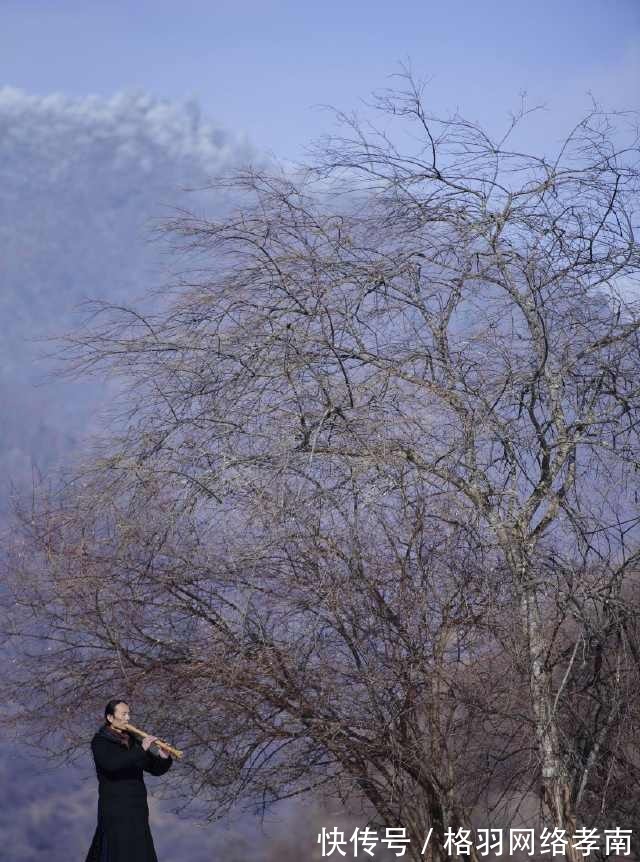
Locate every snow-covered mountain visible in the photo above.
<box><xmin>0</xmin><ymin>87</ymin><xmax>255</xmax><ymax>497</ymax></box>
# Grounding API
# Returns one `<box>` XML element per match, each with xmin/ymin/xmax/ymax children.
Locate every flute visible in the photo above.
<box><xmin>123</xmin><ymin>722</ymin><xmax>183</xmax><ymax>760</ymax></box>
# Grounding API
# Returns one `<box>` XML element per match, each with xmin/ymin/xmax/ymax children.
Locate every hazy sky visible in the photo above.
<box><xmin>2</xmin><ymin>0</ymin><xmax>638</xmax><ymax>161</ymax></box>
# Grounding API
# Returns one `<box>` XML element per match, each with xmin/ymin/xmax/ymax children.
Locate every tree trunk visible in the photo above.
<box><xmin>520</xmin><ymin>581</ymin><xmax>579</xmax><ymax>862</ymax></box>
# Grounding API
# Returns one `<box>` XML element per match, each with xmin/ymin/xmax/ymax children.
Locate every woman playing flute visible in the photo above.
<box><xmin>85</xmin><ymin>699</ymin><xmax>173</xmax><ymax>862</ymax></box>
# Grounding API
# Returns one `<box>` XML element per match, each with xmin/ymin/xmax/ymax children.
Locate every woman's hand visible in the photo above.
<box><xmin>142</xmin><ymin>735</ymin><xmax>170</xmax><ymax>757</ymax></box>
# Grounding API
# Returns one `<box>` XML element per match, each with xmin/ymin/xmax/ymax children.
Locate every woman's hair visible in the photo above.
<box><xmin>104</xmin><ymin>699</ymin><xmax>128</xmax><ymax>724</ymax></box>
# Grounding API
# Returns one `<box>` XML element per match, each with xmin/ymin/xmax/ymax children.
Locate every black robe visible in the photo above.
<box><xmin>85</xmin><ymin>724</ymin><xmax>173</xmax><ymax>862</ymax></box>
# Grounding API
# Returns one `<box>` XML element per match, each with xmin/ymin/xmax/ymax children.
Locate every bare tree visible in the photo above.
<box><xmin>2</xmin><ymin>72</ymin><xmax>640</xmax><ymax>861</ymax></box>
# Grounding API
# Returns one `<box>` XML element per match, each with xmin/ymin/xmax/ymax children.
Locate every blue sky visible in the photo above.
<box><xmin>2</xmin><ymin>0</ymin><xmax>638</xmax><ymax>160</ymax></box>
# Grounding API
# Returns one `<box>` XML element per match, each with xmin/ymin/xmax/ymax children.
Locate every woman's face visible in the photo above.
<box><xmin>108</xmin><ymin>702</ymin><xmax>131</xmax><ymax>729</ymax></box>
